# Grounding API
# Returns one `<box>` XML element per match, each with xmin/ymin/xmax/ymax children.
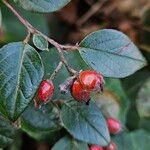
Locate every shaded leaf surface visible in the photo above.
<box><xmin>0</xmin><ymin>116</ymin><xmax>16</xmax><ymax>148</ymax></box>
<box><xmin>0</xmin><ymin>42</ymin><xmax>43</xmax><ymax>121</ymax></box>
<box><xmin>21</xmin><ymin>102</ymin><xmax>61</xmax><ymax>131</ymax></box>
<box><xmin>52</xmin><ymin>136</ymin><xmax>88</xmax><ymax>150</ymax></box>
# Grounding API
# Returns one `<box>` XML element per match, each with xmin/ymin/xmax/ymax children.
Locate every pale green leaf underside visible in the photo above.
<box><xmin>0</xmin><ymin>42</ymin><xmax>44</xmax><ymax>121</ymax></box>
<box><xmin>79</xmin><ymin>29</ymin><xmax>147</xmax><ymax>78</ymax></box>
<box><xmin>33</xmin><ymin>34</ymin><xmax>48</xmax><ymax>51</ymax></box>
<box><xmin>14</xmin><ymin>0</ymin><xmax>71</xmax><ymax>13</ymax></box>
<box><xmin>61</xmin><ymin>100</ymin><xmax>110</xmax><ymax>146</ymax></box>
<box><xmin>52</xmin><ymin>136</ymin><xmax>88</xmax><ymax>150</ymax></box>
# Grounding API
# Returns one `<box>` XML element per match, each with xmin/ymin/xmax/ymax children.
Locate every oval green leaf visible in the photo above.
<box><xmin>33</xmin><ymin>34</ymin><xmax>48</xmax><ymax>51</ymax></box>
<box><xmin>14</xmin><ymin>0</ymin><xmax>71</xmax><ymax>13</ymax></box>
<box><xmin>52</xmin><ymin>136</ymin><xmax>88</xmax><ymax>150</ymax></box>
<box><xmin>21</xmin><ymin>102</ymin><xmax>61</xmax><ymax>131</ymax></box>
<box><xmin>0</xmin><ymin>116</ymin><xmax>16</xmax><ymax>148</ymax></box>
<box><xmin>0</xmin><ymin>42</ymin><xmax>44</xmax><ymax>121</ymax></box>
<box><xmin>61</xmin><ymin>100</ymin><xmax>110</xmax><ymax>146</ymax></box>
<box><xmin>79</xmin><ymin>29</ymin><xmax>147</xmax><ymax>78</ymax></box>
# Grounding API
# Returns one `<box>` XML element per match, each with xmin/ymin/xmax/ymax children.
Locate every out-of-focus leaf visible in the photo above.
<box><xmin>52</xmin><ymin>136</ymin><xmax>88</xmax><ymax>150</ymax></box>
<box><xmin>122</xmin><ymin>67</ymin><xmax>150</xmax><ymax>100</ymax></box>
<box><xmin>95</xmin><ymin>78</ymin><xmax>129</xmax><ymax>123</ymax></box>
<box><xmin>113</xmin><ymin>130</ymin><xmax>150</xmax><ymax>150</ymax></box>
<box><xmin>0</xmin><ymin>4</ymin><xmax>48</xmax><ymax>43</ymax></box>
<box><xmin>136</xmin><ymin>78</ymin><xmax>150</xmax><ymax>118</ymax></box>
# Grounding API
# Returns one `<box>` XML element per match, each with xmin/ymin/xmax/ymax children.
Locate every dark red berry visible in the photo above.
<box><xmin>38</xmin><ymin>80</ymin><xmax>54</xmax><ymax>102</ymax></box>
<box><xmin>104</xmin><ymin>141</ymin><xmax>117</xmax><ymax>150</ymax></box>
<box><xmin>89</xmin><ymin>144</ymin><xmax>103</xmax><ymax>150</ymax></box>
<box><xmin>106</xmin><ymin>118</ymin><xmax>121</xmax><ymax>134</ymax></box>
<box><xmin>79</xmin><ymin>70</ymin><xmax>104</xmax><ymax>92</ymax></box>
<box><xmin>71</xmin><ymin>80</ymin><xmax>90</xmax><ymax>102</ymax></box>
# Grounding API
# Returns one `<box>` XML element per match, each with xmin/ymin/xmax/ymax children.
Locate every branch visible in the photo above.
<box><xmin>50</xmin><ymin>61</ymin><xmax>63</xmax><ymax>80</ymax></box>
<box><xmin>2</xmin><ymin>0</ymin><xmax>78</xmax><ymax>75</ymax></box>
<box><xmin>76</xmin><ymin>0</ymin><xmax>106</xmax><ymax>27</ymax></box>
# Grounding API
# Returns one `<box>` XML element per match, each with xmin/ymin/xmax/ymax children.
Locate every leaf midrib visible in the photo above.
<box><xmin>63</xmin><ymin>102</ymin><xmax>109</xmax><ymax>144</ymax></box>
<box><xmin>80</xmin><ymin>44</ymin><xmax>146</xmax><ymax>63</ymax></box>
<box><xmin>12</xmin><ymin>43</ymin><xmax>26</xmax><ymax>120</ymax></box>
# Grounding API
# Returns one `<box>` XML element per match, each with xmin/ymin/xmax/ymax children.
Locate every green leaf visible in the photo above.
<box><xmin>61</xmin><ymin>100</ymin><xmax>110</xmax><ymax>146</ymax></box>
<box><xmin>79</xmin><ymin>29</ymin><xmax>147</xmax><ymax>78</ymax></box>
<box><xmin>122</xmin><ymin>67</ymin><xmax>150</xmax><ymax>100</ymax></box>
<box><xmin>0</xmin><ymin>42</ymin><xmax>44</xmax><ymax>121</ymax></box>
<box><xmin>33</xmin><ymin>34</ymin><xmax>48</xmax><ymax>51</ymax></box>
<box><xmin>113</xmin><ymin>130</ymin><xmax>150</xmax><ymax>150</ymax></box>
<box><xmin>95</xmin><ymin>78</ymin><xmax>129</xmax><ymax>123</ymax></box>
<box><xmin>52</xmin><ymin>136</ymin><xmax>88</xmax><ymax>150</ymax></box>
<box><xmin>14</xmin><ymin>0</ymin><xmax>71</xmax><ymax>13</ymax></box>
<box><xmin>0</xmin><ymin>116</ymin><xmax>16</xmax><ymax>148</ymax></box>
<box><xmin>21</xmin><ymin>102</ymin><xmax>61</xmax><ymax>131</ymax></box>
<box><xmin>136</xmin><ymin>77</ymin><xmax>150</xmax><ymax>118</ymax></box>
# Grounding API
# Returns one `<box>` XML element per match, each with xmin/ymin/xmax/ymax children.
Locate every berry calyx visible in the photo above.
<box><xmin>79</xmin><ymin>70</ymin><xmax>104</xmax><ymax>92</ymax></box>
<box><xmin>106</xmin><ymin>118</ymin><xmax>122</xmax><ymax>134</ymax></box>
<box><xmin>38</xmin><ymin>80</ymin><xmax>54</xmax><ymax>102</ymax></box>
<box><xmin>104</xmin><ymin>141</ymin><xmax>117</xmax><ymax>150</ymax></box>
<box><xmin>89</xmin><ymin>144</ymin><xmax>103</xmax><ymax>150</ymax></box>
<box><xmin>71</xmin><ymin>80</ymin><xmax>90</xmax><ymax>102</ymax></box>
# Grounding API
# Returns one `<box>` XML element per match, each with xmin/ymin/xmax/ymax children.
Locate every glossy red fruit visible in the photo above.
<box><xmin>71</xmin><ymin>80</ymin><xmax>90</xmax><ymax>102</ymax></box>
<box><xmin>79</xmin><ymin>70</ymin><xmax>104</xmax><ymax>92</ymax></box>
<box><xmin>106</xmin><ymin>118</ymin><xmax>121</xmax><ymax>134</ymax></box>
<box><xmin>104</xmin><ymin>141</ymin><xmax>117</xmax><ymax>150</ymax></box>
<box><xmin>89</xmin><ymin>144</ymin><xmax>103</xmax><ymax>150</ymax></box>
<box><xmin>38</xmin><ymin>80</ymin><xmax>54</xmax><ymax>102</ymax></box>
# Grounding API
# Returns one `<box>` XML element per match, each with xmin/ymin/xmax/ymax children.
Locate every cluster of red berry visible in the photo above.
<box><xmin>37</xmin><ymin>70</ymin><xmax>104</xmax><ymax>104</ymax></box>
<box><xmin>71</xmin><ymin>70</ymin><xmax>104</xmax><ymax>104</ymax></box>
<box><xmin>89</xmin><ymin>118</ymin><xmax>121</xmax><ymax>150</ymax></box>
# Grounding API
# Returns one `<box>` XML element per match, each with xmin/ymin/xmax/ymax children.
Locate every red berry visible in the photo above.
<box><xmin>71</xmin><ymin>80</ymin><xmax>90</xmax><ymax>102</ymax></box>
<box><xmin>79</xmin><ymin>70</ymin><xmax>104</xmax><ymax>92</ymax></box>
<box><xmin>104</xmin><ymin>141</ymin><xmax>117</xmax><ymax>150</ymax></box>
<box><xmin>106</xmin><ymin>118</ymin><xmax>121</xmax><ymax>134</ymax></box>
<box><xmin>38</xmin><ymin>80</ymin><xmax>54</xmax><ymax>102</ymax></box>
<box><xmin>89</xmin><ymin>144</ymin><xmax>103</xmax><ymax>150</ymax></box>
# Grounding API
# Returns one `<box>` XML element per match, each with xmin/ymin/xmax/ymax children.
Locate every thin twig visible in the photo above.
<box><xmin>50</xmin><ymin>61</ymin><xmax>63</xmax><ymax>80</ymax></box>
<box><xmin>2</xmin><ymin>0</ymin><xmax>78</xmax><ymax>75</ymax></box>
<box><xmin>23</xmin><ymin>31</ymin><xmax>31</xmax><ymax>43</ymax></box>
<box><xmin>76</xmin><ymin>0</ymin><xmax>106</xmax><ymax>27</ymax></box>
